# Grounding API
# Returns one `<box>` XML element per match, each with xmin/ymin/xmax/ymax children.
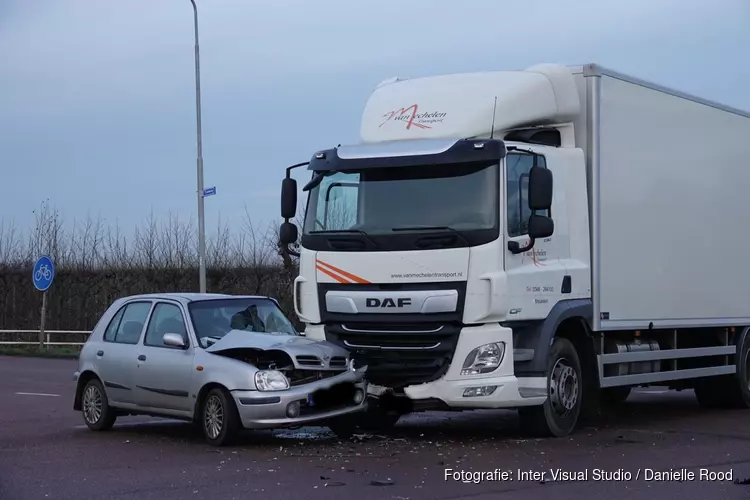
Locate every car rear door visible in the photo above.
<box><xmin>95</xmin><ymin>300</ymin><xmax>153</xmax><ymax>406</ymax></box>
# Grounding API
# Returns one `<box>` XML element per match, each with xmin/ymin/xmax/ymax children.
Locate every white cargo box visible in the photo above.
<box><xmin>579</xmin><ymin>65</ymin><xmax>750</xmax><ymax>331</ymax></box>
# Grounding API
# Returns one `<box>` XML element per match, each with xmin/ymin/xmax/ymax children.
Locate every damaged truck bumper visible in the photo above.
<box><xmin>231</xmin><ymin>369</ymin><xmax>368</xmax><ymax>429</ymax></box>
<box><xmin>366</xmin><ymin>323</ymin><xmax>548</xmax><ymax>410</ymax></box>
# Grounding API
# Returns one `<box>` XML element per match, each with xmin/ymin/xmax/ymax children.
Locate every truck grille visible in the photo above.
<box><xmin>324</xmin><ymin>322</ymin><xmax>459</xmax><ymax>388</ymax></box>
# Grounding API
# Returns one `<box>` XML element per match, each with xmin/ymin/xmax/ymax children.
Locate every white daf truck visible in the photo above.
<box><xmin>277</xmin><ymin>63</ymin><xmax>750</xmax><ymax>437</ymax></box>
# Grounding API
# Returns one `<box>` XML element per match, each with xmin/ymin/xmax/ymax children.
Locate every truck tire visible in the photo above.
<box><xmin>327</xmin><ymin>397</ymin><xmax>401</xmax><ymax>438</ymax></box>
<box><xmin>694</xmin><ymin>329</ymin><xmax>750</xmax><ymax>409</ymax></box>
<box><xmin>600</xmin><ymin>387</ymin><xmax>632</xmax><ymax>405</ymax></box>
<box><xmin>518</xmin><ymin>337</ymin><xmax>582</xmax><ymax>437</ymax></box>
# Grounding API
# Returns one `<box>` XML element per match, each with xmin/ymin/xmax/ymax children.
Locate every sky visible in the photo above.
<box><xmin>1</xmin><ymin>0</ymin><xmax>749</xmax><ymax>242</ymax></box>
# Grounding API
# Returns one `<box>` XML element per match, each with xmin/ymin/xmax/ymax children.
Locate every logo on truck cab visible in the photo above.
<box><xmin>379</xmin><ymin>104</ymin><xmax>447</xmax><ymax>130</ymax></box>
<box><xmin>365</xmin><ymin>297</ymin><xmax>412</xmax><ymax>308</ymax></box>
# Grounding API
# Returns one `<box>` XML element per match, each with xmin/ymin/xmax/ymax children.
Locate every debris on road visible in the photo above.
<box><xmin>369</xmin><ymin>478</ymin><xmax>395</xmax><ymax>486</ymax></box>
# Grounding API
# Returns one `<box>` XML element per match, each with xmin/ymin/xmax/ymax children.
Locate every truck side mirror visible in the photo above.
<box><xmin>527</xmin><ymin>214</ymin><xmax>554</xmax><ymax>239</ymax></box>
<box><xmin>528</xmin><ymin>166</ymin><xmax>552</xmax><ymax>210</ymax></box>
<box><xmin>281</xmin><ymin>178</ymin><xmax>297</xmax><ymax>219</ymax></box>
<box><xmin>279</xmin><ymin>221</ymin><xmax>298</xmax><ymax>246</ymax></box>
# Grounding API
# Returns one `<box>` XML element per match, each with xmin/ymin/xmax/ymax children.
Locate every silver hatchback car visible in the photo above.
<box><xmin>73</xmin><ymin>293</ymin><xmax>367</xmax><ymax>446</ymax></box>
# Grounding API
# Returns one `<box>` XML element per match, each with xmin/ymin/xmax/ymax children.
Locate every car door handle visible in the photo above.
<box><xmin>96</xmin><ymin>350</ymin><xmax>104</xmax><ymax>357</ymax></box>
<box><xmin>138</xmin><ymin>355</ymin><xmax>147</xmax><ymax>361</ymax></box>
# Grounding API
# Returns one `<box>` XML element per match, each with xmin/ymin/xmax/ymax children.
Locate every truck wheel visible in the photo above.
<box><xmin>518</xmin><ymin>337</ymin><xmax>582</xmax><ymax>437</ymax></box>
<box><xmin>694</xmin><ymin>329</ymin><xmax>750</xmax><ymax>409</ymax></box>
<box><xmin>358</xmin><ymin>397</ymin><xmax>402</xmax><ymax>432</ymax></box>
<box><xmin>327</xmin><ymin>398</ymin><xmax>401</xmax><ymax>437</ymax></box>
<box><xmin>600</xmin><ymin>387</ymin><xmax>632</xmax><ymax>405</ymax></box>
<box><xmin>201</xmin><ymin>387</ymin><xmax>241</xmax><ymax>446</ymax></box>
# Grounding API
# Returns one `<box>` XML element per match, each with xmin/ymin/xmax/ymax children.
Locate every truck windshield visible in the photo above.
<box><xmin>302</xmin><ymin>161</ymin><xmax>499</xmax><ymax>251</ymax></box>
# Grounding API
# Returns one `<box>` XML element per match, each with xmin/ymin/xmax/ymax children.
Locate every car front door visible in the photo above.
<box><xmin>95</xmin><ymin>300</ymin><xmax>153</xmax><ymax>406</ymax></box>
<box><xmin>133</xmin><ymin>301</ymin><xmax>195</xmax><ymax>413</ymax></box>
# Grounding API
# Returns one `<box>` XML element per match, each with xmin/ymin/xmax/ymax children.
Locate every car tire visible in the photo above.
<box><xmin>201</xmin><ymin>387</ymin><xmax>241</xmax><ymax>447</ymax></box>
<box><xmin>81</xmin><ymin>378</ymin><xmax>117</xmax><ymax>431</ymax></box>
<box><xmin>518</xmin><ymin>337</ymin><xmax>583</xmax><ymax>438</ymax></box>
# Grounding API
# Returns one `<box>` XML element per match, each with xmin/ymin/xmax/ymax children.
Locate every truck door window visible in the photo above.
<box><xmin>506</xmin><ymin>153</ymin><xmax>549</xmax><ymax>238</ymax></box>
<box><xmin>314</xmin><ymin>173</ymin><xmax>360</xmax><ymax>231</ymax></box>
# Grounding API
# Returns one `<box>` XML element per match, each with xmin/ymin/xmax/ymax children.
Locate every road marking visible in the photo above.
<box><xmin>15</xmin><ymin>392</ymin><xmax>61</xmax><ymax>397</ymax></box>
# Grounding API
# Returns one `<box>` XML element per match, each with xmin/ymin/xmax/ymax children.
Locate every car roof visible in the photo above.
<box><xmin>116</xmin><ymin>292</ymin><xmax>274</xmax><ymax>304</ymax></box>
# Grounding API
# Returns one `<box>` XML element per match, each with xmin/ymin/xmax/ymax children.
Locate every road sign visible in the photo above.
<box><xmin>203</xmin><ymin>187</ymin><xmax>216</xmax><ymax>197</ymax></box>
<box><xmin>32</xmin><ymin>255</ymin><xmax>55</xmax><ymax>292</ymax></box>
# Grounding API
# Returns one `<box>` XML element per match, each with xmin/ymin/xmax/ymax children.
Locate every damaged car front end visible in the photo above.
<box><xmin>202</xmin><ymin>330</ymin><xmax>368</xmax><ymax>431</ymax></box>
<box><xmin>186</xmin><ymin>295</ymin><xmax>369</xmax><ymax>445</ymax></box>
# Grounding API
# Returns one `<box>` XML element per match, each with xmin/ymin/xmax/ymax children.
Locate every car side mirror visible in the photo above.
<box><xmin>528</xmin><ymin>214</ymin><xmax>554</xmax><ymax>239</ymax></box>
<box><xmin>163</xmin><ymin>333</ymin><xmax>186</xmax><ymax>349</ymax></box>
<box><xmin>528</xmin><ymin>166</ymin><xmax>553</xmax><ymax>210</ymax></box>
<box><xmin>281</xmin><ymin>177</ymin><xmax>297</xmax><ymax>219</ymax></box>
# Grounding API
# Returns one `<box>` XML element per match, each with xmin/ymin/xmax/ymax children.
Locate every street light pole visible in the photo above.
<box><xmin>189</xmin><ymin>0</ymin><xmax>207</xmax><ymax>293</ymax></box>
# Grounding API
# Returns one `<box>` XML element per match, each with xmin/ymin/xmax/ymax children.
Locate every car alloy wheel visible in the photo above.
<box><xmin>204</xmin><ymin>394</ymin><xmax>224</xmax><ymax>440</ymax></box>
<box><xmin>83</xmin><ymin>384</ymin><xmax>103</xmax><ymax>425</ymax></box>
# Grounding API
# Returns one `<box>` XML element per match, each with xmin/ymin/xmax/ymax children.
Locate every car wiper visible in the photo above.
<box><xmin>391</xmin><ymin>225</ymin><xmax>469</xmax><ymax>245</ymax></box>
<box><xmin>309</xmin><ymin>229</ymin><xmax>379</xmax><ymax>248</ymax></box>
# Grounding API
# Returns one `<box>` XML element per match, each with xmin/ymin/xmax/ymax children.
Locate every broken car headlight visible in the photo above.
<box><xmin>461</xmin><ymin>342</ymin><xmax>506</xmax><ymax>376</ymax></box>
<box><xmin>254</xmin><ymin>370</ymin><xmax>290</xmax><ymax>391</ymax></box>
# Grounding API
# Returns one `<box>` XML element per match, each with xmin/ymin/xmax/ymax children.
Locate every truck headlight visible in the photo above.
<box><xmin>254</xmin><ymin>370</ymin><xmax>290</xmax><ymax>391</ymax></box>
<box><xmin>461</xmin><ymin>342</ymin><xmax>505</xmax><ymax>376</ymax></box>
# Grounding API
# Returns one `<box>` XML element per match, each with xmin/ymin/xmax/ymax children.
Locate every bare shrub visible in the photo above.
<box><xmin>0</xmin><ymin>201</ymin><xmax>300</xmax><ymax>332</ymax></box>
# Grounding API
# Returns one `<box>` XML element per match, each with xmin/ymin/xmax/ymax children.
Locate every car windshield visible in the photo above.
<box><xmin>187</xmin><ymin>298</ymin><xmax>297</xmax><ymax>348</ymax></box>
<box><xmin>302</xmin><ymin>161</ymin><xmax>498</xmax><ymax>235</ymax></box>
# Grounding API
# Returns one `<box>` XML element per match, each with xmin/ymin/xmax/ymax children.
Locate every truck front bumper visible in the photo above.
<box><xmin>230</xmin><ymin>369</ymin><xmax>368</xmax><ymax>429</ymax></box>
<box><xmin>399</xmin><ymin>323</ymin><xmax>548</xmax><ymax>409</ymax></box>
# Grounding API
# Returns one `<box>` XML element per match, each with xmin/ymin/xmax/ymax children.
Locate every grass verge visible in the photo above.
<box><xmin>0</xmin><ymin>346</ymin><xmax>81</xmax><ymax>359</ymax></box>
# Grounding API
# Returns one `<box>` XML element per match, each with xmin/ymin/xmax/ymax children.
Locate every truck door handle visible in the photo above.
<box><xmin>96</xmin><ymin>350</ymin><xmax>104</xmax><ymax>357</ymax></box>
<box><xmin>138</xmin><ymin>355</ymin><xmax>147</xmax><ymax>361</ymax></box>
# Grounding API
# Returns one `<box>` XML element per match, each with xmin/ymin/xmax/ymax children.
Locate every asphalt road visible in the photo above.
<box><xmin>1</xmin><ymin>356</ymin><xmax>749</xmax><ymax>500</ymax></box>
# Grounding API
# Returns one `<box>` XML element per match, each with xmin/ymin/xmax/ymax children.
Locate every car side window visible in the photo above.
<box><xmin>506</xmin><ymin>153</ymin><xmax>549</xmax><ymax>238</ymax></box>
<box><xmin>144</xmin><ymin>302</ymin><xmax>188</xmax><ymax>348</ymax></box>
<box><xmin>103</xmin><ymin>307</ymin><xmax>126</xmax><ymax>342</ymax></box>
<box><xmin>106</xmin><ymin>301</ymin><xmax>152</xmax><ymax>345</ymax></box>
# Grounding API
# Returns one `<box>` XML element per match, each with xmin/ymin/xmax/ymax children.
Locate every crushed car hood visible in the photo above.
<box><xmin>204</xmin><ymin>330</ymin><xmax>350</xmax><ymax>361</ymax></box>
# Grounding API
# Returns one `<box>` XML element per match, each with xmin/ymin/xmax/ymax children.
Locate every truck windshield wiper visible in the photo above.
<box><xmin>309</xmin><ymin>229</ymin><xmax>379</xmax><ymax>248</ymax></box>
<box><xmin>391</xmin><ymin>225</ymin><xmax>469</xmax><ymax>245</ymax></box>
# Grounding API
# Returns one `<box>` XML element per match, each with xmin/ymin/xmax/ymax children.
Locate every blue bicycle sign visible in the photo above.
<box><xmin>33</xmin><ymin>256</ymin><xmax>55</xmax><ymax>292</ymax></box>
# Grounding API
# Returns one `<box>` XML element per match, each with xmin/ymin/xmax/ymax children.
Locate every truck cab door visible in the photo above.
<box><xmin>503</xmin><ymin>147</ymin><xmax>567</xmax><ymax>317</ymax></box>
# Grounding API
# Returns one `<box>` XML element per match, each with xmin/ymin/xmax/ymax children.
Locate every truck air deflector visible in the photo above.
<box><xmin>307</xmin><ymin>138</ymin><xmax>505</xmax><ymax>172</ymax></box>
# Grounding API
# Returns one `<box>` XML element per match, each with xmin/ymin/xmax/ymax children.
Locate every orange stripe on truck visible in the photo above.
<box><xmin>315</xmin><ymin>259</ymin><xmax>371</xmax><ymax>284</ymax></box>
<box><xmin>315</xmin><ymin>264</ymin><xmax>350</xmax><ymax>284</ymax></box>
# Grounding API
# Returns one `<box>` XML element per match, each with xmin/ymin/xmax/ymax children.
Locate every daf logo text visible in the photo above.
<box><xmin>365</xmin><ymin>297</ymin><xmax>412</xmax><ymax>308</ymax></box>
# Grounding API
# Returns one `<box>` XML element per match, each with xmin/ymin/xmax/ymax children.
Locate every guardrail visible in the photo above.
<box><xmin>0</xmin><ymin>330</ymin><xmax>91</xmax><ymax>347</ymax></box>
